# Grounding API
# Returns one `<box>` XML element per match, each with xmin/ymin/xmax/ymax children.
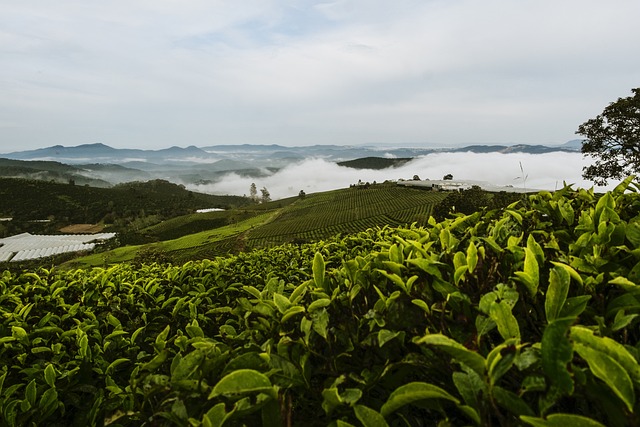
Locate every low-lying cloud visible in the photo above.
<box><xmin>188</xmin><ymin>152</ymin><xmax>616</xmax><ymax>200</ymax></box>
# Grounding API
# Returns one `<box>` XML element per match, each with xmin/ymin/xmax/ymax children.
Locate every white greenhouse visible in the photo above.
<box><xmin>0</xmin><ymin>232</ymin><xmax>116</xmax><ymax>262</ymax></box>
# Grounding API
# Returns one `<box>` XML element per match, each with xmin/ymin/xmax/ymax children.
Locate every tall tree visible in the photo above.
<box><xmin>578</xmin><ymin>88</ymin><xmax>640</xmax><ymax>185</ymax></box>
<box><xmin>260</xmin><ymin>187</ymin><xmax>271</xmax><ymax>203</ymax></box>
<box><xmin>249</xmin><ymin>183</ymin><xmax>258</xmax><ymax>201</ymax></box>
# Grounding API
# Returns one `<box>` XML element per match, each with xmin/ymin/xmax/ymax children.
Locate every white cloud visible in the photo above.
<box><xmin>189</xmin><ymin>152</ymin><xmax>615</xmax><ymax>199</ymax></box>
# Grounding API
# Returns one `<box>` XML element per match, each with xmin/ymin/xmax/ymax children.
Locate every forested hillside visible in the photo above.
<box><xmin>0</xmin><ymin>178</ymin><xmax>250</xmax><ymax>237</ymax></box>
<box><xmin>1</xmin><ymin>178</ymin><xmax>639</xmax><ymax>426</ymax></box>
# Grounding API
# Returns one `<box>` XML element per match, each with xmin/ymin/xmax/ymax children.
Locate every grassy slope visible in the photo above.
<box><xmin>69</xmin><ymin>212</ymin><xmax>278</xmax><ymax>268</ymax></box>
<box><xmin>69</xmin><ymin>183</ymin><xmax>448</xmax><ymax>268</ymax></box>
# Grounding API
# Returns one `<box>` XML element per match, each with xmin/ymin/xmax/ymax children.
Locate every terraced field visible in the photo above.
<box><xmin>243</xmin><ymin>184</ymin><xmax>447</xmax><ymax>248</ymax></box>
<box><xmin>66</xmin><ymin>184</ymin><xmax>448</xmax><ymax>267</ymax></box>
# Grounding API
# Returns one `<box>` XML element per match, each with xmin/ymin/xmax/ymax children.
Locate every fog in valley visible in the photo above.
<box><xmin>190</xmin><ymin>151</ymin><xmax>614</xmax><ymax>200</ymax></box>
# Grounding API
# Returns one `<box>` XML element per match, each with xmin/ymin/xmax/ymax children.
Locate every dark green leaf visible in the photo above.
<box><xmin>573</xmin><ymin>343</ymin><xmax>635</xmax><ymax>412</ymax></box>
<box><xmin>521</xmin><ymin>413</ymin><xmax>607</xmax><ymax>427</ymax></box>
<box><xmin>354</xmin><ymin>404</ymin><xmax>389</xmax><ymax>427</ymax></box>
<box><xmin>493</xmin><ymin>386</ymin><xmax>534</xmax><ymax>416</ymax></box>
<box><xmin>44</xmin><ymin>364</ymin><xmax>56</xmax><ymax>388</ymax></box>
<box><xmin>313</xmin><ymin>251</ymin><xmax>327</xmax><ymax>292</ymax></box>
<box><xmin>209</xmin><ymin>369</ymin><xmax>274</xmax><ymax>399</ymax></box>
<box><xmin>490</xmin><ymin>301</ymin><xmax>520</xmax><ymax>340</ymax></box>
<box><xmin>415</xmin><ymin>334</ymin><xmax>486</xmax><ymax>376</ymax></box>
<box><xmin>570</xmin><ymin>326</ymin><xmax>640</xmax><ymax>387</ymax></box>
<box><xmin>380</xmin><ymin>382</ymin><xmax>459</xmax><ymax>417</ymax></box>
<box><xmin>541</xmin><ymin>318</ymin><xmax>575</xmax><ymax>396</ymax></box>
<box><xmin>545</xmin><ymin>266</ymin><xmax>570</xmax><ymax>323</ymax></box>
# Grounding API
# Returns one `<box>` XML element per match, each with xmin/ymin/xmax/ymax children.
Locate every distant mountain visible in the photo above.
<box><xmin>453</xmin><ymin>144</ymin><xmax>579</xmax><ymax>154</ymax></box>
<box><xmin>4</xmin><ymin>141</ymin><xmax>580</xmax><ymax>165</ymax></box>
<box><xmin>1</xmin><ymin>141</ymin><xmax>582</xmax><ymax>187</ymax></box>
<box><xmin>0</xmin><ymin>158</ymin><xmax>112</xmax><ymax>187</ymax></box>
<box><xmin>3</xmin><ymin>143</ymin><xmax>216</xmax><ymax>164</ymax></box>
<box><xmin>560</xmin><ymin>139</ymin><xmax>583</xmax><ymax>150</ymax></box>
<box><xmin>338</xmin><ymin>157</ymin><xmax>413</xmax><ymax>170</ymax></box>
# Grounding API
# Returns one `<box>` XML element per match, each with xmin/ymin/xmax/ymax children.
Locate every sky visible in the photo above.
<box><xmin>1</xmin><ymin>0</ymin><xmax>639</xmax><ymax>152</ymax></box>
<box><xmin>190</xmin><ymin>151</ymin><xmax>616</xmax><ymax>200</ymax></box>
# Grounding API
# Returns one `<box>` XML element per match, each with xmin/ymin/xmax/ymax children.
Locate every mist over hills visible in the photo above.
<box><xmin>2</xmin><ymin>141</ymin><xmax>580</xmax><ymax>165</ymax></box>
<box><xmin>0</xmin><ymin>141</ymin><xmax>590</xmax><ymax>196</ymax></box>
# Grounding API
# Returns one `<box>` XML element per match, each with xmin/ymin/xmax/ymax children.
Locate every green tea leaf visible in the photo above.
<box><xmin>559</xmin><ymin>296</ymin><xmax>591</xmax><ymax>318</ymax></box>
<box><xmin>154</xmin><ymin>325</ymin><xmax>170</xmax><ymax>353</ymax></box>
<box><xmin>106</xmin><ymin>358</ymin><xmax>129</xmax><ymax>376</ymax></box>
<box><xmin>454</xmin><ymin>265</ymin><xmax>468</xmax><ymax>285</ymax></box>
<box><xmin>39</xmin><ymin>388</ymin><xmax>58</xmax><ymax>410</ymax></box>
<box><xmin>313</xmin><ymin>251</ymin><xmax>327</xmax><ymax>292</ymax></box>
<box><xmin>378</xmin><ymin>329</ymin><xmax>403</xmax><ymax>347</ymax></box>
<box><xmin>141</xmin><ymin>350</ymin><xmax>169</xmax><ymax>372</ymax></box>
<box><xmin>354</xmin><ymin>404</ymin><xmax>389</xmax><ymax>427</ymax></box>
<box><xmin>452</xmin><ymin>369</ymin><xmax>485</xmax><ymax>410</ymax></box>
<box><xmin>44</xmin><ymin>364</ymin><xmax>56</xmax><ymax>388</ymax></box>
<box><xmin>570</xmin><ymin>326</ymin><xmax>640</xmax><ymax>388</ymax></box>
<box><xmin>415</xmin><ymin>334</ymin><xmax>485</xmax><ymax>377</ymax></box>
<box><xmin>209</xmin><ymin>369</ymin><xmax>274</xmax><ymax>399</ymax></box>
<box><xmin>611</xmin><ymin>310</ymin><xmax>638</xmax><ymax>332</ymax></box>
<box><xmin>12</xmin><ymin>326</ymin><xmax>28</xmax><ymax>342</ymax></box>
<box><xmin>273</xmin><ymin>293</ymin><xmax>292</xmax><ymax>314</ymax></box>
<box><xmin>281</xmin><ymin>306</ymin><xmax>305</xmax><ymax>323</ymax></box>
<box><xmin>321</xmin><ymin>387</ymin><xmax>341</xmax><ymax>415</ymax></box>
<box><xmin>573</xmin><ymin>343</ymin><xmax>635</xmax><ymax>412</ymax></box>
<box><xmin>411</xmin><ymin>299</ymin><xmax>430</xmax><ymax>314</ymax></box>
<box><xmin>545</xmin><ymin>266</ymin><xmax>570</xmax><ymax>323</ymax></box>
<box><xmin>311</xmin><ymin>309</ymin><xmax>330</xmax><ymax>340</ymax></box>
<box><xmin>493</xmin><ymin>386</ymin><xmax>535</xmax><ymax>416</ymax></box>
<box><xmin>490</xmin><ymin>301</ymin><xmax>520</xmax><ymax>340</ymax></box>
<box><xmin>380</xmin><ymin>382</ymin><xmax>459</xmax><ymax>417</ymax></box>
<box><xmin>521</xmin><ymin>413</ymin><xmax>607</xmax><ymax>427</ymax></box>
<box><xmin>242</xmin><ymin>285</ymin><xmax>262</xmax><ymax>299</ymax></box>
<box><xmin>541</xmin><ymin>317</ymin><xmax>575</xmax><ymax>396</ymax></box>
<box><xmin>466</xmin><ymin>241</ymin><xmax>478</xmax><ymax>273</ymax></box>
<box><xmin>625</xmin><ymin>221</ymin><xmax>640</xmax><ymax>248</ymax></box>
<box><xmin>486</xmin><ymin>340</ymin><xmax>519</xmax><ymax>385</ymax></box>
<box><xmin>172</xmin><ymin>349</ymin><xmax>205</xmax><ymax>381</ymax></box>
<box><xmin>25</xmin><ymin>379</ymin><xmax>37</xmax><ymax>407</ymax></box>
<box><xmin>375</xmin><ymin>269</ymin><xmax>407</xmax><ymax>292</ymax></box>
<box><xmin>515</xmin><ymin>247</ymin><xmax>539</xmax><ymax>297</ymax></box>
<box><xmin>308</xmin><ymin>298</ymin><xmax>331</xmax><ymax>312</ymax></box>
<box><xmin>550</xmin><ymin>262</ymin><xmax>583</xmax><ymax>287</ymax></box>
<box><xmin>453</xmin><ymin>251</ymin><xmax>467</xmax><ymax>270</ymax></box>
<box><xmin>202</xmin><ymin>402</ymin><xmax>234</xmax><ymax>427</ymax></box>
<box><xmin>407</xmin><ymin>258</ymin><xmax>445</xmax><ymax>277</ymax></box>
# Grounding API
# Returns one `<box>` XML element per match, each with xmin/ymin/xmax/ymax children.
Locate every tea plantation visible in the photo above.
<box><xmin>1</xmin><ymin>178</ymin><xmax>640</xmax><ymax>426</ymax></box>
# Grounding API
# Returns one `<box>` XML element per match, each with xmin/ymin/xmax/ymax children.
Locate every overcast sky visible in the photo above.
<box><xmin>2</xmin><ymin>0</ymin><xmax>639</xmax><ymax>152</ymax></box>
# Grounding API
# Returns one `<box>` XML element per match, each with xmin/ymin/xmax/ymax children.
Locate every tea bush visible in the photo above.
<box><xmin>1</xmin><ymin>178</ymin><xmax>639</xmax><ymax>426</ymax></box>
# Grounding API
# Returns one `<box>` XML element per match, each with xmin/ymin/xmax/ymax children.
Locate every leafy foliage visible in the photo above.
<box><xmin>579</xmin><ymin>88</ymin><xmax>640</xmax><ymax>185</ymax></box>
<box><xmin>1</xmin><ymin>179</ymin><xmax>640</xmax><ymax>426</ymax></box>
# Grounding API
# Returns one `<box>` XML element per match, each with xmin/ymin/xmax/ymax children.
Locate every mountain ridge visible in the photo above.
<box><xmin>2</xmin><ymin>141</ymin><xmax>581</xmax><ymax>164</ymax></box>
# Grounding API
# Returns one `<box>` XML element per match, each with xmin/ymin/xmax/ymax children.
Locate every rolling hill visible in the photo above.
<box><xmin>67</xmin><ymin>183</ymin><xmax>454</xmax><ymax>267</ymax></box>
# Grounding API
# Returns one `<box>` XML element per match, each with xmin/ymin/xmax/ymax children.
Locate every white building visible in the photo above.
<box><xmin>0</xmin><ymin>232</ymin><xmax>116</xmax><ymax>262</ymax></box>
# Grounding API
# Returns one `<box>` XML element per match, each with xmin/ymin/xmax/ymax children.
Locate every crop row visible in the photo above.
<box><xmin>246</xmin><ymin>186</ymin><xmax>446</xmax><ymax>243</ymax></box>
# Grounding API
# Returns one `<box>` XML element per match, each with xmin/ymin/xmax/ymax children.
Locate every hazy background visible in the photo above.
<box><xmin>191</xmin><ymin>151</ymin><xmax>614</xmax><ymax>199</ymax></box>
<box><xmin>2</xmin><ymin>1</ymin><xmax>640</xmax><ymax>151</ymax></box>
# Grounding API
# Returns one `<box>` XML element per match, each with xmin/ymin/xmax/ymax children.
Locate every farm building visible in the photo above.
<box><xmin>398</xmin><ymin>179</ymin><xmax>535</xmax><ymax>193</ymax></box>
<box><xmin>0</xmin><ymin>232</ymin><xmax>116</xmax><ymax>262</ymax></box>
